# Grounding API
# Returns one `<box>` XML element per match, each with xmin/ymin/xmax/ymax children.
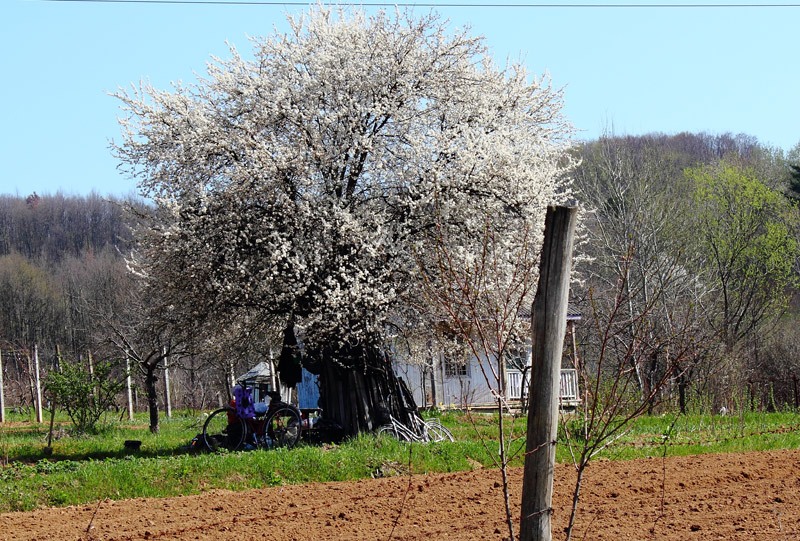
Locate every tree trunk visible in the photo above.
<box><xmin>315</xmin><ymin>346</ymin><xmax>414</xmax><ymax>437</ymax></box>
<box><xmin>678</xmin><ymin>371</ymin><xmax>688</xmax><ymax>415</ymax></box>
<box><xmin>564</xmin><ymin>459</ymin><xmax>588</xmax><ymax>541</ymax></box>
<box><xmin>144</xmin><ymin>364</ymin><xmax>160</xmax><ymax>434</ymax></box>
<box><xmin>646</xmin><ymin>349</ymin><xmax>659</xmax><ymax>415</ymax></box>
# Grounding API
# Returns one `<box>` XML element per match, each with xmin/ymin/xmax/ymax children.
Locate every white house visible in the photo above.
<box><xmin>394</xmin><ymin>315</ymin><xmax>582</xmax><ymax>410</ymax></box>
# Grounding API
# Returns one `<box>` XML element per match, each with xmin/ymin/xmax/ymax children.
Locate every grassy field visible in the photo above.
<box><xmin>1</xmin><ymin>408</ymin><xmax>800</xmax><ymax>513</ymax></box>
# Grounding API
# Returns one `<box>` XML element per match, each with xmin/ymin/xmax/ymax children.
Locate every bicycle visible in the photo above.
<box><xmin>377</xmin><ymin>411</ymin><xmax>454</xmax><ymax>443</ymax></box>
<box><xmin>202</xmin><ymin>390</ymin><xmax>302</xmax><ymax>452</ymax></box>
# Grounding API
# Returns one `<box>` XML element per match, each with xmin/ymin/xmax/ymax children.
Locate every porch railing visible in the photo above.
<box><xmin>507</xmin><ymin>368</ymin><xmax>581</xmax><ymax>407</ymax></box>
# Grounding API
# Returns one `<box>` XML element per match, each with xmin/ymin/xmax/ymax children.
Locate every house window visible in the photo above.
<box><xmin>444</xmin><ymin>357</ymin><xmax>468</xmax><ymax>377</ymax></box>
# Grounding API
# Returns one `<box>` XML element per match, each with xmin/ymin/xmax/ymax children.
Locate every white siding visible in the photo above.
<box><xmin>394</xmin><ymin>356</ymin><xmax>581</xmax><ymax>409</ymax></box>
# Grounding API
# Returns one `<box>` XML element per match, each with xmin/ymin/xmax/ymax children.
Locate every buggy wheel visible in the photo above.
<box><xmin>265</xmin><ymin>406</ymin><xmax>302</xmax><ymax>449</ymax></box>
<box><xmin>202</xmin><ymin>408</ymin><xmax>245</xmax><ymax>452</ymax></box>
<box><xmin>425</xmin><ymin>421</ymin><xmax>454</xmax><ymax>442</ymax></box>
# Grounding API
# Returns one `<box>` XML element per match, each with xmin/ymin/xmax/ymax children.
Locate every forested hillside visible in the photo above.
<box><xmin>0</xmin><ymin>192</ymin><xmax>260</xmax><ymax>427</ymax></box>
<box><xmin>0</xmin><ymin>194</ymin><xmax>148</xmax><ymax>413</ymax></box>
<box><xmin>0</xmin><ymin>193</ymin><xmax>138</xmax><ymax>262</ymax></box>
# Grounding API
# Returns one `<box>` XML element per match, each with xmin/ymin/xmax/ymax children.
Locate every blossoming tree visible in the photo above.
<box><xmin>113</xmin><ymin>6</ymin><xmax>572</xmax><ymax>436</ymax></box>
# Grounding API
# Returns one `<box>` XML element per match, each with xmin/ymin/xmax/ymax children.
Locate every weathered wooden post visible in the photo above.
<box><xmin>125</xmin><ymin>352</ymin><xmax>134</xmax><ymax>421</ymax></box>
<box><xmin>163</xmin><ymin>347</ymin><xmax>172</xmax><ymax>419</ymax></box>
<box><xmin>520</xmin><ymin>206</ymin><xmax>578</xmax><ymax>541</ymax></box>
<box><xmin>33</xmin><ymin>344</ymin><xmax>44</xmax><ymax>424</ymax></box>
<box><xmin>87</xmin><ymin>350</ymin><xmax>94</xmax><ymax>379</ymax></box>
<box><xmin>0</xmin><ymin>348</ymin><xmax>5</xmax><ymax>423</ymax></box>
<box><xmin>87</xmin><ymin>350</ymin><xmax>97</xmax><ymax>401</ymax></box>
<box><xmin>268</xmin><ymin>348</ymin><xmax>278</xmax><ymax>393</ymax></box>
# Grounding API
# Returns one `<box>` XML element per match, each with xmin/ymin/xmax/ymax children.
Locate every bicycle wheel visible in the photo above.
<box><xmin>264</xmin><ymin>406</ymin><xmax>302</xmax><ymax>449</ymax></box>
<box><xmin>425</xmin><ymin>421</ymin><xmax>454</xmax><ymax>442</ymax></box>
<box><xmin>202</xmin><ymin>408</ymin><xmax>245</xmax><ymax>452</ymax></box>
<box><xmin>377</xmin><ymin>424</ymin><xmax>401</xmax><ymax>440</ymax></box>
<box><xmin>377</xmin><ymin>423</ymin><xmax>415</xmax><ymax>442</ymax></box>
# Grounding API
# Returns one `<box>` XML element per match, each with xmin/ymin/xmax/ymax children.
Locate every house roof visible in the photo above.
<box><xmin>237</xmin><ymin>361</ymin><xmax>273</xmax><ymax>384</ymax></box>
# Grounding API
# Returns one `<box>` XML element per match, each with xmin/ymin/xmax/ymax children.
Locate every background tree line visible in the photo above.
<box><xmin>0</xmin><ymin>131</ymin><xmax>798</xmax><ymax>429</ymax></box>
<box><xmin>570</xmin><ymin>131</ymin><xmax>800</xmax><ymax>415</ymax></box>
<box><xmin>0</xmin><ymin>193</ymin><xmax>239</xmax><ymax>430</ymax></box>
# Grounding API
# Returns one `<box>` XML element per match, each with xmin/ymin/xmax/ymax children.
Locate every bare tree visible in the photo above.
<box><xmin>572</xmin><ymin>135</ymin><xmax>710</xmax><ymax>410</ymax></box>
<box><xmin>561</xmin><ymin>250</ymin><xmax>713</xmax><ymax>541</ymax></box>
<box><xmin>417</xmin><ymin>209</ymin><xmax>553</xmax><ymax>540</ymax></box>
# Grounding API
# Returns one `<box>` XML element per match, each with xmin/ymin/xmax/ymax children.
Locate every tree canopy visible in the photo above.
<box><xmin>688</xmin><ymin>160</ymin><xmax>799</xmax><ymax>349</ymax></box>
<box><xmin>112</xmin><ymin>7</ymin><xmax>573</xmax><ymax>374</ymax></box>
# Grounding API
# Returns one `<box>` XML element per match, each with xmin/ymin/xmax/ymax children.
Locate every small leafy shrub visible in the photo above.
<box><xmin>46</xmin><ymin>358</ymin><xmax>126</xmax><ymax>433</ymax></box>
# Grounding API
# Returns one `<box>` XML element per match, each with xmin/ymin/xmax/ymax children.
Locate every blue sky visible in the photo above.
<box><xmin>1</xmin><ymin>0</ymin><xmax>798</xmax><ymax>198</ymax></box>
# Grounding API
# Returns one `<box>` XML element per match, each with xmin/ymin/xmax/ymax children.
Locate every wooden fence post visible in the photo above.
<box><xmin>34</xmin><ymin>344</ymin><xmax>43</xmax><ymax>424</ymax></box>
<box><xmin>126</xmin><ymin>354</ymin><xmax>134</xmax><ymax>421</ymax></box>
<box><xmin>0</xmin><ymin>349</ymin><xmax>5</xmax><ymax>423</ymax></box>
<box><xmin>163</xmin><ymin>347</ymin><xmax>172</xmax><ymax>419</ymax></box>
<box><xmin>269</xmin><ymin>348</ymin><xmax>277</xmax><ymax>392</ymax></box>
<box><xmin>520</xmin><ymin>206</ymin><xmax>578</xmax><ymax>541</ymax></box>
<box><xmin>87</xmin><ymin>350</ymin><xmax>94</xmax><ymax>379</ymax></box>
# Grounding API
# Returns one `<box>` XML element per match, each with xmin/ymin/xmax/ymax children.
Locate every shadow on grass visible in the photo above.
<box><xmin>2</xmin><ymin>421</ymin><xmax>203</xmax><ymax>465</ymax></box>
<box><xmin>8</xmin><ymin>443</ymin><xmax>201</xmax><ymax>465</ymax></box>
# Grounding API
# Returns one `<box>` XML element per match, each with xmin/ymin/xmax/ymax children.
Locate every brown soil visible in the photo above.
<box><xmin>2</xmin><ymin>449</ymin><xmax>799</xmax><ymax>540</ymax></box>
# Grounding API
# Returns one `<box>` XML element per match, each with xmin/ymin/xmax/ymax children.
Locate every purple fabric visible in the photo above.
<box><xmin>234</xmin><ymin>386</ymin><xmax>255</xmax><ymax>419</ymax></box>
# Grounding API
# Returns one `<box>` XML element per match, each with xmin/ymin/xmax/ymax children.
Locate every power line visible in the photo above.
<box><xmin>29</xmin><ymin>0</ymin><xmax>800</xmax><ymax>7</ymax></box>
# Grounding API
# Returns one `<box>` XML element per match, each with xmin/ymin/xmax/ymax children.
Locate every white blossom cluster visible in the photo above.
<box><xmin>112</xmin><ymin>6</ymin><xmax>574</xmax><ymax>362</ymax></box>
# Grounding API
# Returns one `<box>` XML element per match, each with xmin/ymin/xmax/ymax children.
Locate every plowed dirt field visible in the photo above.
<box><xmin>2</xmin><ymin>448</ymin><xmax>799</xmax><ymax>540</ymax></box>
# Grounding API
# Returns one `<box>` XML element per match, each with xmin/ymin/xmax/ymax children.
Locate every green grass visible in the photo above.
<box><xmin>556</xmin><ymin>409</ymin><xmax>800</xmax><ymax>461</ymax></box>
<box><xmin>2</xmin><ymin>408</ymin><xmax>800</xmax><ymax>512</ymax></box>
